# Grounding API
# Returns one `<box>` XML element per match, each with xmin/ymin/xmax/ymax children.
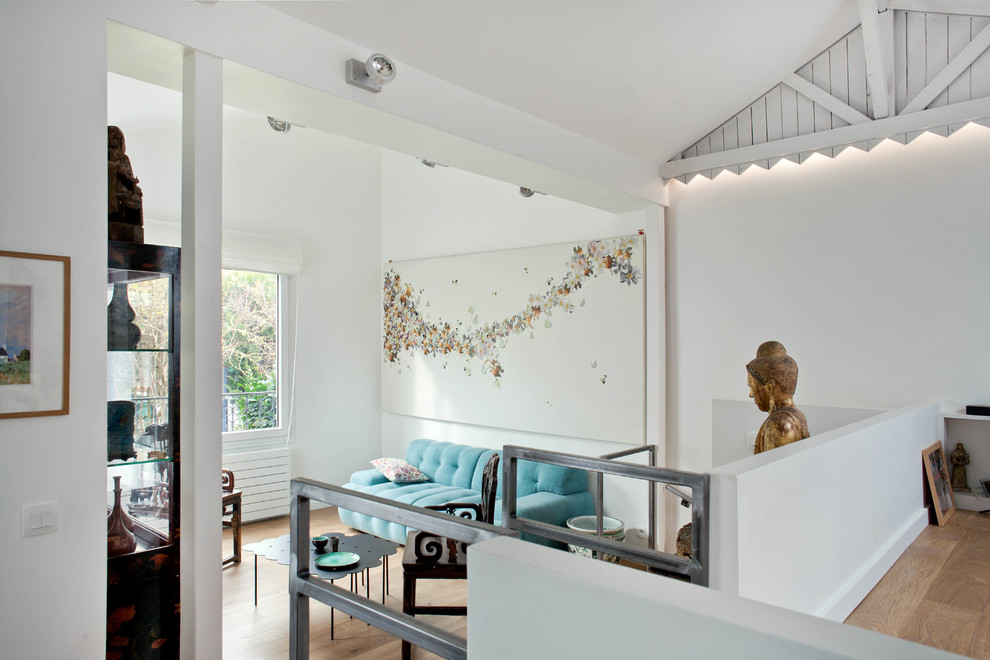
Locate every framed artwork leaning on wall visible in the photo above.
<box><xmin>922</xmin><ymin>441</ymin><xmax>956</xmax><ymax>526</ymax></box>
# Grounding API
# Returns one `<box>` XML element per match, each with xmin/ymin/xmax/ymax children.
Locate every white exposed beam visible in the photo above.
<box><xmin>783</xmin><ymin>74</ymin><xmax>872</xmax><ymax>125</ymax></box>
<box><xmin>180</xmin><ymin>48</ymin><xmax>224</xmax><ymax>660</ymax></box>
<box><xmin>661</xmin><ymin>96</ymin><xmax>990</xmax><ymax>180</ymax></box>
<box><xmin>885</xmin><ymin>1</ymin><xmax>990</xmax><ymax>16</ymax></box>
<box><xmin>901</xmin><ymin>21</ymin><xmax>990</xmax><ymax>113</ymax></box>
<box><xmin>860</xmin><ymin>0</ymin><xmax>894</xmax><ymax>119</ymax></box>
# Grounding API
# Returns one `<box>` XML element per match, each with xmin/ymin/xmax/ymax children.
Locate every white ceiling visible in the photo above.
<box><xmin>264</xmin><ymin>0</ymin><xmax>862</xmax><ymax>166</ymax></box>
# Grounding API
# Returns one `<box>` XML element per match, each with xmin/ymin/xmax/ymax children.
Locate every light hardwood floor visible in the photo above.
<box><xmin>223</xmin><ymin>507</ymin><xmax>990</xmax><ymax>658</ymax></box>
<box><xmin>222</xmin><ymin>507</ymin><xmax>464</xmax><ymax>659</ymax></box>
<box><xmin>846</xmin><ymin>509</ymin><xmax>990</xmax><ymax>658</ymax></box>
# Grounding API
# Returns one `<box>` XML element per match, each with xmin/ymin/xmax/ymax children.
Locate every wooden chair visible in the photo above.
<box><xmin>413</xmin><ymin>452</ymin><xmax>500</xmax><ymax>562</ymax></box>
<box><xmin>222</xmin><ymin>469</ymin><xmax>242</xmax><ymax>566</ymax></box>
<box><xmin>402</xmin><ymin>453</ymin><xmax>499</xmax><ymax>660</ymax></box>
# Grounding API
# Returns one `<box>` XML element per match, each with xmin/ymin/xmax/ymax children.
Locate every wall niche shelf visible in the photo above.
<box><xmin>942</xmin><ymin>402</ymin><xmax>990</xmax><ymax>514</ymax></box>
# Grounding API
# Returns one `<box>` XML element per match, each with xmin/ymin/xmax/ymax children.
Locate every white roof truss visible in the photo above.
<box><xmin>663</xmin><ymin>6</ymin><xmax>990</xmax><ymax>183</ymax></box>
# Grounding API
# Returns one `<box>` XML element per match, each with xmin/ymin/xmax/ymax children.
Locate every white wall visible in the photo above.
<box><xmin>119</xmin><ymin>112</ymin><xmax>385</xmax><ymax>489</ymax></box>
<box><xmin>468</xmin><ymin>536</ymin><xmax>958</xmax><ymax>660</ymax></box>
<box><xmin>666</xmin><ymin>124</ymin><xmax>990</xmax><ymax>477</ymax></box>
<box><xmin>381</xmin><ymin>150</ymin><xmax>665</xmax><ymax>535</ymax></box>
<box><xmin>710</xmin><ymin>401</ymin><xmax>938</xmax><ymax>621</ymax></box>
<box><xmin>0</xmin><ymin>3</ymin><xmax>108</xmax><ymax>658</ymax></box>
<box><xmin>712</xmin><ymin>399</ymin><xmax>884</xmax><ymax>467</ymax></box>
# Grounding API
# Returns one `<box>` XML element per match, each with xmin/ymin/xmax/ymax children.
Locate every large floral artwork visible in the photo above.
<box><xmin>382</xmin><ymin>235</ymin><xmax>645</xmax><ymax>443</ymax></box>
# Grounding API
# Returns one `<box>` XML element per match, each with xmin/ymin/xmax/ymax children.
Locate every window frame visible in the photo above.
<box><xmin>220</xmin><ymin>263</ymin><xmax>296</xmax><ymax>449</ymax></box>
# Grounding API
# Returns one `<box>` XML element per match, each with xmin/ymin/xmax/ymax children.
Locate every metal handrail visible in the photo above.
<box><xmin>597</xmin><ymin>444</ymin><xmax>658</xmax><ymax>550</ymax></box>
<box><xmin>501</xmin><ymin>445</ymin><xmax>710</xmax><ymax>585</ymax></box>
<box><xmin>288</xmin><ymin>478</ymin><xmax>518</xmax><ymax>660</ymax></box>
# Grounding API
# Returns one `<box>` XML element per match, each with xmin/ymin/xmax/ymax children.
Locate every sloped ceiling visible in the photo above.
<box><xmin>664</xmin><ymin>6</ymin><xmax>990</xmax><ymax>182</ymax></box>
<box><xmin>264</xmin><ymin>0</ymin><xmax>862</xmax><ymax>167</ymax></box>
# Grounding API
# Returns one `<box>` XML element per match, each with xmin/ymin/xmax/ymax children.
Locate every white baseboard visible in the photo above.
<box><xmin>818</xmin><ymin>509</ymin><xmax>929</xmax><ymax>622</ymax></box>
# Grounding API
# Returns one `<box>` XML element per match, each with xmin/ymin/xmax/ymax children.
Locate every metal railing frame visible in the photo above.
<box><xmin>596</xmin><ymin>444</ymin><xmax>658</xmax><ymax>550</ymax></box>
<box><xmin>288</xmin><ymin>478</ymin><xmax>518</xmax><ymax>660</ymax></box>
<box><xmin>502</xmin><ymin>445</ymin><xmax>710</xmax><ymax>585</ymax></box>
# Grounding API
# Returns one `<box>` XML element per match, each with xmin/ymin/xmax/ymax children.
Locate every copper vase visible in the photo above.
<box><xmin>108</xmin><ymin>476</ymin><xmax>137</xmax><ymax>556</ymax></box>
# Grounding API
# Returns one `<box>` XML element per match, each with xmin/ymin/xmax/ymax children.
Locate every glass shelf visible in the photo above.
<box><xmin>107</xmin><ymin>268</ymin><xmax>172</xmax><ymax>352</ymax></box>
<box><xmin>108</xmin><ymin>452</ymin><xmax>173</xmax><ymax>468</ymax></box>
<box><xmin>108</xmin><ymin>461</ymin><xmax>173</xmax><ymax>542</ymax></box>
<box><xmin>108</xmin><ymin>348</ymin><xmax>169</xmax><ymax>353</ymax></box>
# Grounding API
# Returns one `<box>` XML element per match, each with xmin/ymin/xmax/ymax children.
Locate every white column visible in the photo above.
<box><xmin>643</xmin><ymin>204</ymin><xmax>665</xmax><ymax>547</ymax></box>
<box><xmin>180</xmin><ymin>48</ymin><xmax>223</xmax><ymax>660</ymax></box>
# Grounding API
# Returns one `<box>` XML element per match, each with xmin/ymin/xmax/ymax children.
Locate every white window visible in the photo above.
<box><xmin>221</xmin><ymin>268</ymin><xmax>295</xmax><ymax>446</ymax></box>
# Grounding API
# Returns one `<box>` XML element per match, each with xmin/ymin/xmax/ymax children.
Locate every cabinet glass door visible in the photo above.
<box><xmin>107</xmin><ymin>268</ymin><xmax>175</xmax><ymax>550</ymax></box>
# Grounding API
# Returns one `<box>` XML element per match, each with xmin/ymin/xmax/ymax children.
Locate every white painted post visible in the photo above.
<box><xmin>180</xmin><ymin>48</ymin><xmax>224</xmax><ymax>659</ymax></box>
<box><xmin>642</xmin><ymin>205</ymin><xmax>666</xmax><ymax>548</ymax></box>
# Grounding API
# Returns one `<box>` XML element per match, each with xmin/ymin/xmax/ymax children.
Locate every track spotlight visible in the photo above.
<box><xmin>346</xmin><ymin>53</ymin><xmax>397</xmax><ymax>93</ymax></box>
<box><xmin>417</xmin><ymin>158</ymin><xmax>447</xmax><ymax>168</ymax></box>
<box><xmin>267</xmin><ymin>117</ymin><xmax>291</xmax><ymax>133</ymax></box>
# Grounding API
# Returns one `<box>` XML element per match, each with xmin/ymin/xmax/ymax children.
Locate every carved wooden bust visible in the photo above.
<box><xmin>746</xmin><ymin>341</ymin><xmax>810</xmax><ymax>454</ymax></box>
<box><xmin>108</xmin><ymin>126</ymin><xmax>144</xmax><ymax>242</ymax></box>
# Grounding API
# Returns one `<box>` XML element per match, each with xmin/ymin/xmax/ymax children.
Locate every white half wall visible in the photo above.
<box><xmin>666</xmin><ymin>124</ymin><xmax>990</xmax><ymax>478</ymax></box>
<box><xmin>468</xmin><ymin>536</ymin><xmax>960</xmax><ymax>660</ymax></box>
<box><xmin>713</xmin><ymin>399</ymin><xmax>885</xmax><ymax>467</ymax></box>
<box><xmin>380</xmin><ymin>150</ymin><xmax>665</xmax><ymax>536</ymax></box>
<box><xmin>709</xmin><ymin>400</ymin><xmax>939</xmax><ymax>621</ymax></box>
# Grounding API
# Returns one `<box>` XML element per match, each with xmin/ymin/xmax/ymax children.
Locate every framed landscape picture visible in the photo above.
<box><xmin>0</xmin><ymin>250</ymin><xmax>70</xmax><ymax>419</ymax></box>
<box><xmin>922</xmin><ymin>441</ymin><xmax>956</xmax><ymax>526</ymax></box>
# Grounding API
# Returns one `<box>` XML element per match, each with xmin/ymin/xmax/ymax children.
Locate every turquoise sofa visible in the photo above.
<box><xmin>338</xmin><ymin>439</ymin><xmax>594</xmax><ymax>547</ymax></box>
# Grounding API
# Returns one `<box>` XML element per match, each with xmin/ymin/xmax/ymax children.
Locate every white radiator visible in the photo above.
<box><xmin>222</xmin><ymin>448</ymin><xmax>291</xmax><ymax>522</ymax></box>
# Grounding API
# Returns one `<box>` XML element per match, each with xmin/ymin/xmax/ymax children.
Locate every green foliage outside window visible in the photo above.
<box><xmin>222</xmin><ymin>270</ymin><xmax>278</xmax><ymax>431</ymax></box>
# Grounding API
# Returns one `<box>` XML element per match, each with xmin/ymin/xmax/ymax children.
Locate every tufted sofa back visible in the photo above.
<box><xmin>404</xmin><ymin>438</ymin><xmax>588</xmax><ymax>498</ymax></box>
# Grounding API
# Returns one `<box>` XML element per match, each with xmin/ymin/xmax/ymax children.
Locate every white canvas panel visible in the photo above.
<box><xmin>382</xmin><ymin>235</ymin><xmax>645</xmax><ymax>443</ymax></box>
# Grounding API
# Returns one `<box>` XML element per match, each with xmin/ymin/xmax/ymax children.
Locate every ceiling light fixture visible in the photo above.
<box><xmin>417</xmin><ymin>158</ymin><xmax>447</xmax><ymax>168</ymax></box>
<box><xmin>267</xmin><ymin>116</ymin><xmax>291</xmax><ymax>133</ymax></box>
<box><xmin>519</xmin><ymin>187</ymin><xmax>544</xmax><ymax>198</ymax></box>
<box><xmin>346</xmin><ymin>53</ymin><xmax>396</xmax><ymax>94</ymax></box>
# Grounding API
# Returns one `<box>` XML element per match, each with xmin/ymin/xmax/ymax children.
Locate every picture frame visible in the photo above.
<box><xmin>0</xmin><ymin>250</ymin><xmax>70</xmax><ymax>419</ymax></box>
<box><xmin>922</xmin><ymin>441</ymin><xmax>956</xmax><ymax>526</ymax></box>
<box><xmin>981</xmin><ymin>479</ymin><xmax>990</xmax><ymax>499</ymax></box>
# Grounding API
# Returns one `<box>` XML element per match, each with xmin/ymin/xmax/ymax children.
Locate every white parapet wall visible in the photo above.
<box><xmin>468</xmin><ymin>535</ymin><xmax>962</xmax><ymax>659</ymax></box>
<box><xmin>712</xmin><ymin>399</ymin><xmax>886</xmax><ymax>468</ymax></box>
<box><xmin>709</xmin><ymin>400</ymin><xmax>940</xmax><ymax>620</ymax></box>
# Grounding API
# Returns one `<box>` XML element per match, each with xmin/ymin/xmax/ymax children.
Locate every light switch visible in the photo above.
<box><xmin>21</xmin><ymin>502</ymin><xmax>58</xmax><ymax>537</ymax></box>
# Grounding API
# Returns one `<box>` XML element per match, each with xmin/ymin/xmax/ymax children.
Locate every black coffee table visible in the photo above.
<box><xmin>244</xmin><ymin>532</ymin><xmax>399</xmax><ymax>639</ymax></box>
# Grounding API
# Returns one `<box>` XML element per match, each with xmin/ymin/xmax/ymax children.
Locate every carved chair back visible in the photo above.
<box><xmin>478</xmin><ymin>452</ymin><xmax>500</xmax><ymax>524</ymax></box>
<box><xmin>415</xmin><ymin>452</ymin><xmax>501</xmax><ymax>563</ymax></box>
<box><xmin>222</xmin><ymin>469</ymin><xmax>235</xmax><ymax>493</ymax></box>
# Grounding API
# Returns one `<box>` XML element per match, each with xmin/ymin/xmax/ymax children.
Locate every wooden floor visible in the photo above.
<box><xmin>222</xmin><ymin>507</ymin><xmax>465</xmax><ymax>659</ymax></box>
<box><xmin>223</xmin><ymin>508</ymin><xmax>990</xmax><ymax>658</ymax></box>
<box><xmin>846</xmin><ymin>509</ymin><xmax>990</xmax><ymax>657</ymax></box>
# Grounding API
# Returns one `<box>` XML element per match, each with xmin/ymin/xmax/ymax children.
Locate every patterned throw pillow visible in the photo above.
<box><xmin>371</xmin><ymin>457</ymin><xmax>429</xmax><ymax>483</ymax></box>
